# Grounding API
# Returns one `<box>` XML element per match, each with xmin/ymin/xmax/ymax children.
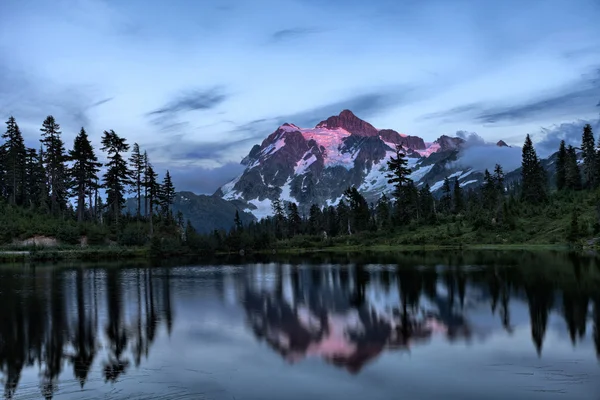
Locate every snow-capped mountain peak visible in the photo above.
<box><xmin>216</xmin><ymin>110</ymin><xmax>515</xmax><ymax>219</ymax></box>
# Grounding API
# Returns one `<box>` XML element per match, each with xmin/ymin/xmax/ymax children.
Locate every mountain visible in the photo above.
<box><xmin>216</xmin><ymin>110</ymin><xmax>527</xmax><ymax>219</ymax></box>
<box><xmin>126</xmin><ymin>192</ymin><xmax>255</xmax><ymax>234</ymax></box>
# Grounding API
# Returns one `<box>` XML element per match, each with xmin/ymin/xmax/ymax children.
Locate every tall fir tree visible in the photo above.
<box><xmin>129</xmin><ymin>143</ymin><xmax>145</xmax><ymax>218</ymax></box>
<box><xmin>287</xmin><ymin>202</ymin><xmax>302</xmax><ymax>236</ymax></box>
<box><xmin>144</xmin><ymin>162</ymin><xmax>160</xmax><ymax>235</ymax></box>
<box><xmin>556</xmin><ymin>140</ymin><xmax>567</xmax><ymax>191</ymax></box>
<box><xmin>100</xmin><ymin>130</ymin><xmax>131</xmax><ymax>224</ymax></box>
<box><xmin>521</xmin><ymin>134</ymin><xmax>547</xmax><ymax>204</ymax></box>
<box><xmin>68</xmin><ymin>128</ymin><xmax>102</xmax><ymax>222</ymax></box>
<box><xmin>40</xmin><ymin>115</ymin><xmax>68</xmax><ymax>215</ymax></box>
<box><xmin>566</xmin><ymin>145</ymin><xmax>582</xmax><ymax>191</ymax></box>
<box><xmin>2</xmin><ymin>116</ymin><xmax>27</xmax><ymax>205</ymax></box>
<box><xmin>418</xmin><ymin>184</ymin><xmax>435</xmax><ymax>222</ymax></box>
<box><xmin>24</xmin><ymin>148</ymin><xmax>47</xmax><ymax>209</ymax></box>
<box><xmin>581</xmin><ymin>124</ymin><xmax>596</xmax><ymax>188</ymax></box>
<box><xmin>159</xmin><ymin>170</ymin><xmax>176</xmax><ymax>218</ymax></box>
<box><xmin>440</xmin><ymin>177</ymin><xmax>452</xmax><ymax>213</ymax></box>
<box><xmin>453</xmin><ymin>178</ymin><xmax>463</xmax><ymax>214</ymax></box>
<box><xmin>386</xmin><ymin>144</ymin><xmax>412</xmax><ymax>196</ymax></box>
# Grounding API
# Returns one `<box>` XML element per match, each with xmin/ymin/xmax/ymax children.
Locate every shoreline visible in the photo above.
<box><xmin>0</xmin><ymin>242</ymin><xmax>586</xmax><ymax>264</ymax></box>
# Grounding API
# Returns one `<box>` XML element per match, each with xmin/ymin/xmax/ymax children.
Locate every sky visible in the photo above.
<box><xmin>1</xmin><ymin>0</ymin><xmax>599</xmax><ymax>194</ymax></box>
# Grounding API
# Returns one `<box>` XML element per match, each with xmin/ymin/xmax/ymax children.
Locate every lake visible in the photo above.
<box><xmin>0</xmin><ymin>250</ymin><xmax>599</xmax><ymax>399</ymax></box>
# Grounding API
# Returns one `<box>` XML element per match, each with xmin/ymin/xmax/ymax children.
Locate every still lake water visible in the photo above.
<box><xmin>0</xmin><ymin>251</ymin><xmax>599</xmax><ymax>399</ymax></box>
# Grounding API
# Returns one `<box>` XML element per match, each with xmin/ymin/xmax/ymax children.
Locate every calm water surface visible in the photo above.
<box><xmin>1</xmin><ymin>251</ymin><xmax>599</xmax><ymax>399</ymax></box>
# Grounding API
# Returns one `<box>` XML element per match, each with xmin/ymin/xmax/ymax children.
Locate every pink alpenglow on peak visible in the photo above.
<box><xmin>315</xmin><ymin>110</ymin><xmax>380</xmax><ymax>137</ymax></box>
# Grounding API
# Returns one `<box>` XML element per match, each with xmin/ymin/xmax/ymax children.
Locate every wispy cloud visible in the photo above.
<box><xmin>535</xmin><ymin>118</ymin><xmax>600</xmax><ymax>157</ymax></box>
<box><xmin>148</xmin><ymin>86</ymin><xmax>228</xmax><ymax>117</ymax></box>
<box><xmin>269</xmin><ymin>27</ymin><xmax>323</xmax><ymax>43</ymax></box>
<box><xmin>420</xmin><ymin>67</ymin><xmax>600</xmax><ymax>125</ymax></box>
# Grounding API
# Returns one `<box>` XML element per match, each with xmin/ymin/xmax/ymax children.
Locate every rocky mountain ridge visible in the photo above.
<box><xmin>216</xmin><ymin>110</ymin><xmax>525</xmax><ymax>219</ymax></box>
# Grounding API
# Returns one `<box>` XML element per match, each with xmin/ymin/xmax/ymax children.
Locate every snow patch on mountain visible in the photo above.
<box><xmin>409</xmin><ymin>164</ymin><xmax>434</xmax><ymax>181</ymax></box>
<box><xmin>461</xmin><ymin>180</ymin><xmax>478</xmax><ymax>187</ymax></box>
<box><xmin>415</xmin><ymin>142</ymin><xmax>440</xmax><ymax>157</ymax></box>
<box><xmin>295</xmin><ymin>152</ymin><xmax>317</xmax><ymax>175</ymax></box>
<box><xmin>246</xmin><ymin>198</ymin><xmax>273</xmax><ymax>220</ymax></box>
<box><xmin>221</xmin><ymin>176</ymin><xmax>241</xmax><ymax>200</ymax></box>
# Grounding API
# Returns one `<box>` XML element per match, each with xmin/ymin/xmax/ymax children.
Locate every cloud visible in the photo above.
<box><xmin>456</xmin><ymin>145</ymin><xmax>523</xmax><ymax>173</ymax></box>
<box><xmin>420</xmin><ymin>68</ymin><xmax>600</xmax><ymax>125</ymax></box>
<box><xmin>455</xmin><ymin>130</ymin><xmax>485</xmax><ymax>146</ymax></box>
<box><xmin>90</xmin><ymin>97</ymin><xmax>114</xmax><ymax>108</ymax></box>
<box><xmin>269</xmin><ymin>28</ymin><xmax>322</xmax><ymax>43</ymax></box>
<box><xmin>147</xmin><ymin>86</ymin><xmax>229</xmax><ymax>131</ymax></box>
<box><xmin>158</xmin><ymin>162</ymin><xmax>246</xmax><ymax>195</ymax></box>
<box><xmin>148</xmin><ymin>86</ymin><xmax>228</xmax><ymax>117</ymax></box>
<box><xmin>534</xmin><ymin>118</ymin><xmax>600</xmax><ymax>157</ymax></box>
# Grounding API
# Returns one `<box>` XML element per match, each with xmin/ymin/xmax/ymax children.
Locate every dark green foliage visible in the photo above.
<box><xmin>581</xmin><ymin>124</ymin><xmax>595</xmax><ymax>188</ymax></box>
<box><xmin>440</xmin><ymin>177</ymin><xmax>452</xmax><ymax>213</ymax></box>
<box><xmin>556</xmin><ymin>140</ymin><xmax>567</xmax><ymax>190</ymax></box>
<box><xmin>101</xmin><ymin>130</ymin><xmax>131</xmax><ymax>224</ymax></box>
<box><xmin>566</xmin><ymin>146</ymin><xmax>582</xmax><ymax>190</ymax></box>
<box><xmin>521</xmin><ymin>134</ymin><xmax>547</xmax><ymax>204</ymax></box>
<box><xmin>287</xmin><ymin>202</ymin><xmax>302</xmax><ymax>236</ymax></box>
<box><xmin>69</xmin><ymin>128</ymin><xmax>101</xmax><ymax>222</ymax></box>
<box><xmin>568</xmin><ymin>209</ymin><xmax>579</xmax><ymax>243</ymax></box>
<box><xmin>40</xmin><ymin>115</ymin><xmax>68</xmax><ymax>214</ymax></box>
<box><xmin>344</xmin><ymin>187</ymin><xmax>370</xmax><ymax>233</ymax></box>
<box><xmin>159</xmin><ymin>170</ymin><xmax>176</xmax><ymax>218</ymax></box>
<box><xmin>453</xmin><ymin>178</ymin><xmax>463</xmax><ymax>214</ymax></box>
<box><xmin>375</xmin><ymin>194</ymin><xmax>391</xmax><ymax>229</ymax></box>
<box><xmin>129</xmin><ymin>143</ymin><xmax>145</xmax><ymax>218</ymax></box>
<box><xmin>2</xmin><ymin>116</ymin><xmax>26</xmax><ymax>205</ymax></box>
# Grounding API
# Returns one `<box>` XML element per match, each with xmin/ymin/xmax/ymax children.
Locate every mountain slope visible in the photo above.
<box><xmin>126</xmin><ymin>192</ymin><xmax>255</xmax><ymax>234</ymax></box>
<box><xmin>216</xmin><ymin>110</ymin><xmax>529</xmax><ymax>219</ymax></box>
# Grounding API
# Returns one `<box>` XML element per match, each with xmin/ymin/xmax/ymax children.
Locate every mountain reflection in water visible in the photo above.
<box><xmin>0</xmin><ymin>251</ymin><xmax>599</xmax><ymax>399</ymax></box>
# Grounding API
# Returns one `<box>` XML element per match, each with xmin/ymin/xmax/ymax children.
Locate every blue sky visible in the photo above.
<box><xmin>1</xmin><ymin>0</ymin><xmax>599</xmax><ymax>193</ymax></box>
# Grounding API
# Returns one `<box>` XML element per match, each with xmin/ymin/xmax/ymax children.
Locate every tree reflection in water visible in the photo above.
<box><xmin>0</xmin><ymin>266</ymin><xmax>174</xmax><ymax>399</ymax></box>
<box><xmin>0</xmin><ymin>252</ymin><xmax>599</xmax><ymax>398</ymax></box>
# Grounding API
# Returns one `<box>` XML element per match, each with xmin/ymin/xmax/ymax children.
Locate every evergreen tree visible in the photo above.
<box><xmin>386</xmin><ymin>144</ymin><xmax>412</xmax><ymax>195</ymax></box>
<box><xmin>308</xmin><ymin>204</ymin><xmax>323</xmax><ymax>235</ymax></box>
<box><xmin>566</xmin><ymin>145</ymin><xmax>582</xmax><ymax>190</ymax></box>
<box><xmin>2</xmin><ymin>116</ymin><xmax>26</xmax><ymax>205</ymax></box>
<box><xmin>440</xmin><ymin>177</ymin><xmax>452</xmax><ymax>213</ymax></box>
<box><xmin>581</xmin><ymin>124</ymin><xmax>596</xmax><ymax>188</ymax></box>
<box><xmin>521</xmin><ymin>134</ymin><xmax>546</xmax><ymax>204</ymax></box>
<box><xmin>271</xmin><ymin>198</ymin><xmax>286</xmax><ymax>239</ymax></box>
<box><xmin>234</xmin><ymin>210</ymin><xmax>243</xmax><ymax>232</ymax></box>
<box><xmin>375</xmin><ymin>194</ymin><xmax>391</xmax><ymax>229</ymax></box>
<box><xmin>68</xmin><ymin>128</ymin><xmax>101</xmax><ymax>222</ymax></box>
<box><xmin>344</xmin><ymin>187</ymin><xmax>370</xmax><ymax>232</ymax></box>
<box><xmin>144</xmin><ymin>162</ymin><xmax>160</xmax><ymax>235</ymax></box>
<box><xmin>100</xmin><ymin>130</ymin><xmax>131</xmax><ymax>224</ymax></box>
<box><xmin>556</xmin><ymin>140</ymin><xmax>567</xmax><ymax>190</ymax></box>
<box><xmin>24</xmin><ymin>148</ymin><xmax>47</xmax><ymax>209</ymax></box>
<box><xmin>159</xmin><ymin>170</ymin><xmax>175</xmax><ymax>218</ymax></box>
<box><xmin>418</xmin><ymin>184</ymin><xmax>435</xmax><ymax>222</ymax></box>
<box><xmin>453</xmin><ymin>178</ymin><xmax>463</xmax><ymax>213</ymax></box>
<box><xmin>336</xmin><ymin>199</ymin><xmax>351</xmax><ymax>235</ymax></box>
<box><xmin>40</xmin><ymin>115</ymin><xmax>68</xmax><ymax>214</ymax></box>
<box><xmin>287</xmin><ymin>202</ymin><xmax>302</xmax><ymax>236</ymax></box>
<box><xmin>129</xmin><ymin>143</ymin><xmax>145</xmax><ymax>218</ymax></box>
<box><xmin>494</xmin><ymin>164</ymin><xmax>505</xmax><ymax>193</ymax></box>
<box><xmin>386</xmin><ymin>144</ymin><xmax>413</xmax><ymax>223</ymax></box>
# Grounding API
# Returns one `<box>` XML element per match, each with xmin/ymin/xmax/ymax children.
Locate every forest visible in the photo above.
<box><xmin>0</xmin><ymin>115</ymin><xmax>197</xmax><ymax>258</ymax></box>
<box><xmin>201</xmin><ymin>124</ymin><xmax>600</xmax><ymax>254</ymax></box>
<box><xmin>0</xmin><ymin>114</ymin><xmax>599</xmax><ymax>258</ymax></box>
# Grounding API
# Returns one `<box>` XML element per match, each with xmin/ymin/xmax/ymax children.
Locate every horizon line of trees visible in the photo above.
<box><xmin>0</xmin><ymin>115</ymin><xmax>194</xmax><ymax>248</ymax></box>
<box><xmin>206</xmin><ymin>124</ymin><xmax>598</xmax><ymax>252</ymax></box>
